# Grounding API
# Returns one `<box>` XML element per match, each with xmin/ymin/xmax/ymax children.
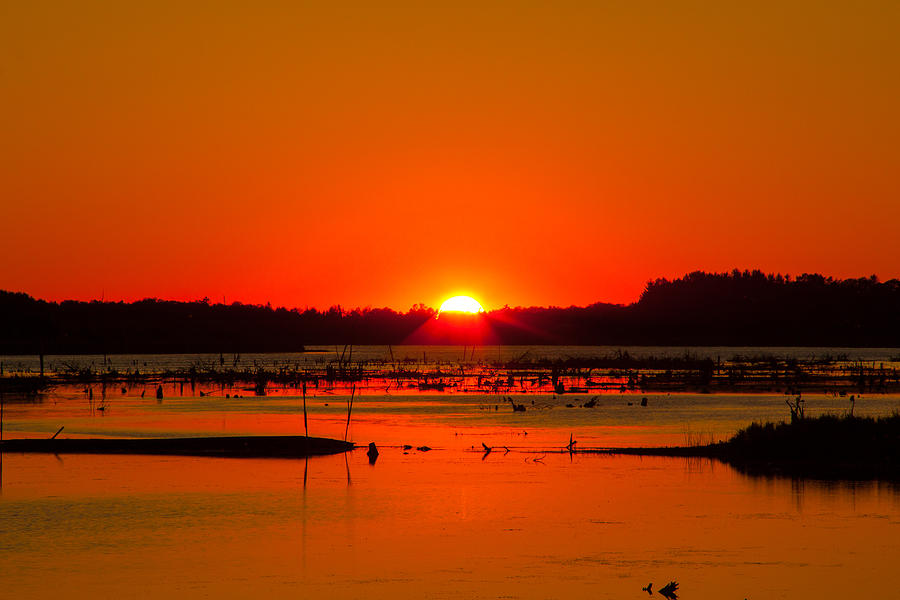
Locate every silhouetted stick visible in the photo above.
<box><xmin>302</xmin><ymin>380</ymin><xmax>308</xmax><ymax>437</ymax></box>
<box><xmin>481</xmin><ymin>443</ymin><xmax>492</xmax><ymax>460</ymax></box>
<box><xmin>51</xmin><ymin>426</ymin><xmax>64</xmax><ymax>440</ymax></box>
<box><xmin>344</xmin><ymin>384</ymin><xmax>355</xmax><ymax>442</ymax></box>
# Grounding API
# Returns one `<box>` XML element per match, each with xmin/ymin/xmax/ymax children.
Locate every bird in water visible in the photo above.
<box><xmin>506</xmin><ymin>397</ymin><xmax>526</xmax><ymax>412</ymax></box>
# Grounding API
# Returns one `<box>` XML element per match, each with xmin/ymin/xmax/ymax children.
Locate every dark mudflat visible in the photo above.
<box><xmin>0</xmin><ymin>435</ymin><xmax>353</xmax><ymax>458</ymax></box>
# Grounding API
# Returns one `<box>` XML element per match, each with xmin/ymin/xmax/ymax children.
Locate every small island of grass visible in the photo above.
<box><xmin>602</xmin><ymin>413</ymin><xmax>900</xmax><ymax>480</ymax></box>
<box><xmin>715</xmin><ymin>412</ymin><xmax>900</xmax><ymax>479</ymax></box>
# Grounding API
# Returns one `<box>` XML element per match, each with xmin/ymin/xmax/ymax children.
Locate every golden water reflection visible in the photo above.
<box><xmin>1</xmin><ymin>449</ymin><xmax>899</xmax><ymax>599</ymax></box>
<box><xmin>3</xmin><ymin>383</ymin><xmax>900</xmax><ymax>598</ymax></box>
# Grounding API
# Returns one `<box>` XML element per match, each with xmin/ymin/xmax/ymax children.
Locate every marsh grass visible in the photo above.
<box><xmin>721</xmin><ymin>412</ymin><xmax>900</xmax><ymax>478</ymax></box>
<box><xmin>3</xmin><ymin>351</ymin><xmax>899</xmax><ymax>398</ymax></box>
<box><xmin>681</xmin><ymin>426</ymin><xmax>717</xmax><ymax>447</ymax></box>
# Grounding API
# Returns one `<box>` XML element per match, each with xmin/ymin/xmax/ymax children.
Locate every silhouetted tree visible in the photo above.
<box><xmin>2</xmin><ymin>270</ymin><xmax>898</xmax><ymax>352</ymax></box>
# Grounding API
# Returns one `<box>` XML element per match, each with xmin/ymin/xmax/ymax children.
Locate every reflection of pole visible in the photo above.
<box><xmin>301</xmin><ymin>455</ymin><xmax>308</xmax><ymax>576</ymax></box>
<box><xmin>1</xmin><ymin>391</ymin><xmax>4</xmax><ymax>490</ymax></box>
<box><xmin>344</xmin><ymin>452</ymin><xmax>351</xmax><ymax>486</ymax></box>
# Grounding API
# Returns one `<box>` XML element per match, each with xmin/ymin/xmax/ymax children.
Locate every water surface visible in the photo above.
<box><xmin>2</xmin><ymin>348</ymin><xmax>900</xmax><ymax>598</ymax></box>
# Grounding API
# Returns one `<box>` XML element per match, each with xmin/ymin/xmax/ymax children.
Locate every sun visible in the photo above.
<box><xmin>438</xmin><ymin>295</ymin><xmax>485</xmax><ymax>315</ymax></box>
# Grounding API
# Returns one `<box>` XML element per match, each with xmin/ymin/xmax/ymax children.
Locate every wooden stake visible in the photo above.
<box><xmin>344</xmin><ymin>384</ymin><xmax>355</xmax><ymax>442</ymax></box>
<box><xmin>302</xmin><ymin>381</ymin><xmax>308</xmax><ymax>437</ymax></box>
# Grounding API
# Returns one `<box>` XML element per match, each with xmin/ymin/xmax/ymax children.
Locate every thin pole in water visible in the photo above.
<box><xmin>344</xmin><ymin>384</ymin><xmax>355</xmax><ymax>442</ymax></box>
<box><xmin>302</xmin><ymin>380</ymin><xmax>308</xmax><ymax>437</ymax></box>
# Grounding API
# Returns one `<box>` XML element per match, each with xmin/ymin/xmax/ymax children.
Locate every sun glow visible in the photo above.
<box><xmin>438</xmin><ymin>295</ymin><xmax>485</xmax><ymax>315</ymax></box>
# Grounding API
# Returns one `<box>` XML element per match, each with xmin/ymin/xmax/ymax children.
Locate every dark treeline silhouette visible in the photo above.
<box><xmin>630</xmin><ymin>270</ymin><xmax>899</xmax><ymax>346</ymax></box>
<box><xmin>0</xmin><ymin>293</ymin><xmax>434</xmax><ymax>354</ymax></box>
<box><xmin>2</xmin><ymin>270</ymin><xmax>899</xmax><ymax>353</ymax></box>
<box><xmin>486</xmin><ymin>270</ymin><xmax>899</xmax><ymax>346</ymax></box>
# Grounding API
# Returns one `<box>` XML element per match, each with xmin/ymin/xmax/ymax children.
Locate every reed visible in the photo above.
<box><xmin>3</xmin><ymin>351</ymin><xmax>898</xmax><ymax>398</ymax></box>
<box><xmin>344</xmin><ymin>384</ymin><xmax>355</xmax><ymax>442</ymax></box>
<box><xmin>302</xmin><ymin>380</ymin><xmax>308</xmax><ymax>437</ymax></box>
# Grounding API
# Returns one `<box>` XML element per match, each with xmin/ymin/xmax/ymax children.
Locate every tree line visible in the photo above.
<box><xmin>1</xmin><ymin>270</ymin><xmax>898</xmax><ymax>353</ymax></box>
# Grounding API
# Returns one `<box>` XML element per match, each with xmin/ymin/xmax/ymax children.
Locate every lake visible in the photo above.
<box><xmin>2</xmin><ymin>347</ymin><xmax>899</xmax><ymax>598</ymax></box>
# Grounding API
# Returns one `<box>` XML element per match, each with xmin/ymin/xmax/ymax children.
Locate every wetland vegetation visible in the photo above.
<box><xmin>3</xmin><ymin>347</ymin><xmax>899</xmax><ymax>479</ymax></box>
<box><xmin>2</xmin><ymin>347</ymin><xmax>898</xmax><ymax>398</ymax></box>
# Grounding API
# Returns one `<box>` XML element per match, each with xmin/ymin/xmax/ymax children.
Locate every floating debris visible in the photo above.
<box><xmin>659</xmin><ymin>580</ymin><xmax>679</xmax><ymax>600</ymax></box>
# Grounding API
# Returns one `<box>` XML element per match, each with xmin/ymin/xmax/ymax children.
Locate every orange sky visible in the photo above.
<box><xmin>2</xmin><ymin>1</ymin><xmax>898</xmax><ymax>311</ymax></box>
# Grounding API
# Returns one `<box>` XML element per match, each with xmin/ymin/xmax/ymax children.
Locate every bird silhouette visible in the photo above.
<box><xmin>642</xmin><ymin>582</ymin><xmax>652</xmax><ymax>594</ymax></box>
<box><xmin>506</xmin><ymin>397</ymin><xmax>526</xmax><ymax>412</ymax></box>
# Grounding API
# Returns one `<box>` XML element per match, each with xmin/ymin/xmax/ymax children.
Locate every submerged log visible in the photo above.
<box><xmin>0</xmin><ymin>435</ymin><xmax>353</xmax><ymax>458</ymax></box>
<box><xmin>366</xmin><ymin>441</ymin><xmax>379</xmax><ymax>464</ymax></box>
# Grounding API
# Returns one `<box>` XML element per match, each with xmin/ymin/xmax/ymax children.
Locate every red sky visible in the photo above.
<box><xmin>3</xmin><ymin>2</ymin><xmax>898</xmax><ymax>311</ymax></box>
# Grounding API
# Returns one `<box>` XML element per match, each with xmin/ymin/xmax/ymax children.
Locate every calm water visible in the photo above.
<box><xmin>3</xmin><ymin>345</ymin><xmax>899</xmax><ymax>374</ymax></box>
<box><xmin>2</xmin><ymin>348</ymin><xmax>900</xmax><ymax>598</ymax></box>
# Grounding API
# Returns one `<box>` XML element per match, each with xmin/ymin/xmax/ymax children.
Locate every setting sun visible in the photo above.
<box><xmin>438</xmin><ymin>295</ymin><xmax>485</xmax><ymax>314</ymax></box>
